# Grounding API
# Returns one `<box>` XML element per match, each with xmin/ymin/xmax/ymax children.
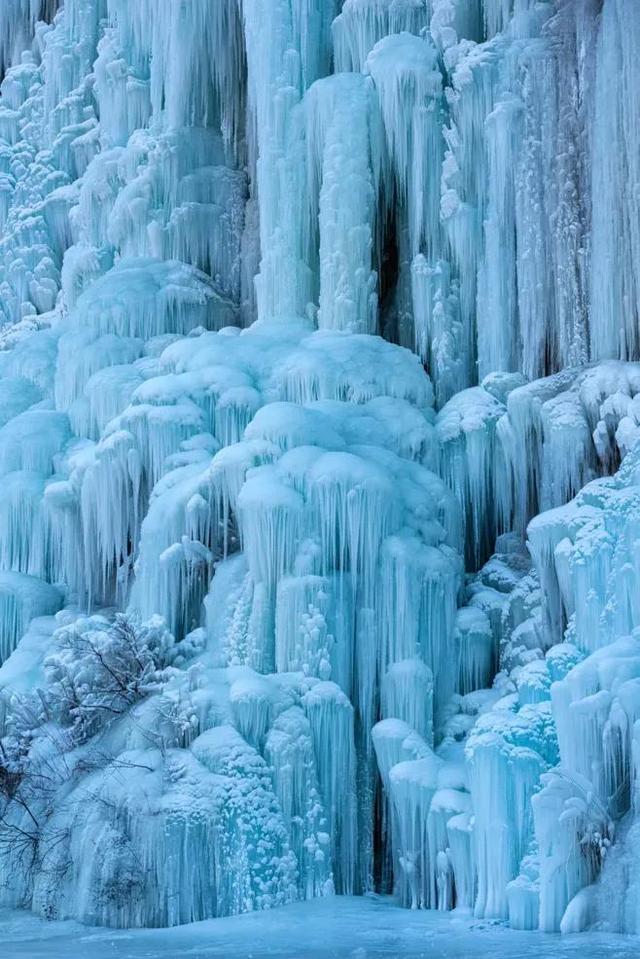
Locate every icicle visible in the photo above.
<box><xmin>0</xmin><ymin>571</ymin><xmax>61</xmax><ymax>663</ymax></box>
<box><xmin>332</xmin><ymin>0</ymin><xmax>430</xmax><ymax>74</ymax></box>
<box><xmin>477</xmin><ymin>97</ymin><xmax>521</xmax><ymax>376</ymax></box>
<box><xmin>437</xmin><ymin>386</ymin><xmax>507</xmax><ymax>567</ymax></box>
<box><xmin>447</xmin><ymin>811</ymin><xmax>476</xmax><ymax>909</ymax></box>
<box><xmin>0</xmin><ymin>2</ymin><xmax>58</xmax><ymax>78</ymax></box>
<box><xmin>130</xmin><ymin>455</ymin><xmax>216</xmax><ymax>637</ymax></box>
<box><xmin>305</xmin><ymin>74</ymin><xmax>382</xmax><ymax>334</ymax></box>
<box><xmin>147</xmin><ymin>0</ymin><xmax>246</xmax><ymax>152</ymax></box>
<box><xmin>366</xmin><ymin>32</ymin><xmax>444</xmax><ymax>259</ymax></box>
<box><xmin>265</xmin><ymin>706</ymin><xmax>334</xmax><ymax>899</ymax></box>
<box><xmin>275</xmin><ymin>574</ymin><xmax>354</xmax><ymax>696</ymax></box>
<box><xmin>80</xmin><ymin>431</ymin><xmax>144</xmax><ymax>608</ymax></box>
<box><xmin>455</xmin><ymin>606</ymin><xmax>494</xmax><ymax>695</ymax></box>
<box><xmin>388</xmin><ymin>752</ymin><xmax>443</xmax><ymax>909</ymax></box>
<box><xmin>229</xmin><ymin>670</ymin><xmax>277</xmax><ymax>750</ymax></box>
<box><xmin>381</xmin><ymin>659</ymin><xmax>434</xmax><ymax>745</ymax></box>
<box><xmin>238</xmin><ymin>465</ymin><xmax>305</xmax><ymax>592</ymax></box>
<box><xmin>303</xmin><ymin>680</ymin><xmax>357</xmax><ymax>894</ymax></box>
<box><xmin>372</xmin><ymin>718</ymin><xmax>431</xmax><ymax>788</ymax></box>
<box><xmin>590</xmin><ymin>0</ymin><xmax>640</xmax><ymax>363</ymax></box>
<box><xmin>70</xmin><ymin>259</ymin><xmax>237</xmax><ymax>342</ymax></box>
<box><xmin>467</xmin><ymin>702</ymin><xmax>557</xmax><ymax>919</ymax></box>
<box><xmin>241</xmin><ymin>0</ymin><xmax>340</xmax><ymax>321</ymax></box>
<box><xmin>0</xmin><ymin>409</ymin><xmax>69</xmax><ymax>476</ymax></box>
<box><xmin>533</xmin><ymin>769</ymin><xmax>606</xmax><ymax>932</ymax></box>
<box><xmin>411</xmin><ymin>256</ymin><xmax>463</xmax><ymax>408</ymax></box>
<box><xmin>0</xmin><ymin>471</ymin><xmax>47</xmax><ymax>577</ymax></box>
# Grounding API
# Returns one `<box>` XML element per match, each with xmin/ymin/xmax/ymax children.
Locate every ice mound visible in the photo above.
<box><xmin>0</xmin><ymin>611</ymin><xmax>356</xmax><ymax>924</ymax></box>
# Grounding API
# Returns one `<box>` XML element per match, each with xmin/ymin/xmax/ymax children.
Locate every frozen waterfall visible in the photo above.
<box><xmin>0</xmin><ymin>0</ymin><xmax>638</xmax><ymax>940</ymax></box>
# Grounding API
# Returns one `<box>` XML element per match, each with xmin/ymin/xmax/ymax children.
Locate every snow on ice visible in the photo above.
<box><xmin>0</xmin><ymin>0</ymin><xmax>638</xmax><ymax>950</ymax></box>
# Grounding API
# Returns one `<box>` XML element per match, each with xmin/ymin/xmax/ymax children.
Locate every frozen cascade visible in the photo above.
<box><xmin>0</xmin><ymin>0</ymin><xmax>638</xmax><ymax>940</ymax></box>
<box><xmin>365</xmin><ymin>32</ymin><xmax>444</xmax><ymax>260</ymax></box>
<box><xmin>332</xmin><ymin>0</ymin><xmax>431</xmax><ymax>74</ymax></box>
<box><xmin>305</xmin><ymin>73</ymin><xmax>384</xmax><ymax>334</ymax></box>
<box><xmin>590</xmin><ymin>0</ymin><xmax>640</xmax><ymax>363</ymax></box>
<box><xmin>241</xmin><ymin>0</ymin><xmax>340</xmax><ymax>322</ymax></box>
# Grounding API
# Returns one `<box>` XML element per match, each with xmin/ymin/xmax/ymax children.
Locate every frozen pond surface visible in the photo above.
<box><xmin>0</xmin><ymin>895</ymin><xmax>637</xmax><ymax>959</ymax></box>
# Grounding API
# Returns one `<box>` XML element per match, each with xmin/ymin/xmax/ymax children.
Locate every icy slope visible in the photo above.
<box><xmin>0</xmin><ymin>0</ymin><xmax>638</xmax><ymax>938</ymax></box>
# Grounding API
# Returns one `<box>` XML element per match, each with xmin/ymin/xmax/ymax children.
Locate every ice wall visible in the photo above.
<box><xmin>0</xmin><ymin>0</ymin><xmax>638</xmax><ymax>937</ymax></box>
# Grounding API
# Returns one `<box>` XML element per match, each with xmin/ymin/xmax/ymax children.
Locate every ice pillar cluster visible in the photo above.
<box><xmin>0</xmin><ymin>0</ymin><xmax>638</xmax><ymax>936</ymax></box>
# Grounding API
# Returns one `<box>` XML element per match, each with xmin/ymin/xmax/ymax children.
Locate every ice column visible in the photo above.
<box><xmin>242</xmin><ymin>0</ymin><xmax>340</xmax><ymax>322</ymax></box>
<box><xmin>305</xmin><ymin>73</ymin><xmax>384</xmax><ymax>334</ymax></box>
<box><xmin>590</xmin><ymin>0</ymin><xmax>640</xmax><ymax>362</ymax></box>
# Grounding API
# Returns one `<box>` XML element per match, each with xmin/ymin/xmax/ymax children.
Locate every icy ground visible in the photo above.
<box><xmin>0</xmin><ymin>897</ymin><xmax>636</xmax><ymax>959</ymax></box>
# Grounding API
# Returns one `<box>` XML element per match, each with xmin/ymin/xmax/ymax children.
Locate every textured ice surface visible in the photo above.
<box><xmin>0</xmin><ymin>0</ymin><xmax>638</xmax><ymax>943</ymax></box>
<box><xmin>0</xmin><ymin>896</ymin><xmax>638</xmax><ymax>959</ymax></box>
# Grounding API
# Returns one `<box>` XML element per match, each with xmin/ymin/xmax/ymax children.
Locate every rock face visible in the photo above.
<box><xmin>0</xmin><ymin>0</ymin><xmax>638</xmax><ymax>935</ymax></box>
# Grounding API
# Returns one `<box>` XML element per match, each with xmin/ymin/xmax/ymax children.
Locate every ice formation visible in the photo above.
<box><xmin>0</xmin><ymin>0</ymin><xmax>638</xmax><ymax>939</ymax></box>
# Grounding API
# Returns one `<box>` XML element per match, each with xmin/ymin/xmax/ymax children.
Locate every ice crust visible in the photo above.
<box><xmin>0</xmin><ymin>0</ymin><xmax>638</xmax><ymax>938</ymax></box>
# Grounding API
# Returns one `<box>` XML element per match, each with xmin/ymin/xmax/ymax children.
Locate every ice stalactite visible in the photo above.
<box><xmin>305</xmin><ymin>74</ymin><xmax>384</xmax><ymax>334</ymax></box>
<box><xmin>381</xmin><ymin>659</ymin><xmax>434</xmax><ymax>746</ymax></box>
<box><xmin>436</xmin><ymin>384</ymin><xmax>508</xmax><ymax>566</ymax></box>
<box><xmin>436</xmin><ymin>3</ymin><xmax>599</xmax><ymax>387</ymax></box>
<box><xmin>439</xmin><ymin>37</ymin><xmax>502</xmax><ymax>390</ymax></box>
<box><xmin>0</xmin><ymin>572</ymin><xmax>61</xmax><ymax>663</ymax></box>
<box><xmin>365</xmin><ymin>32</ymin><xmax>456</xmax><ymax>387</ymax></box>
<box><xmin>477</xmin><ymin>92</ymin><xmax>521</xmax><ymax>377</ymax></box>
<box><xmin>590</xmin><ymin>0</ymin><xmax>640</xmax><ymax>363</ymax></box>
<box><xmin>366</xmin><ymin>32</ymin><xmax>444</xmax><ymax>260</ymax></box>
<box><xmin>0</xmin><ymin>2</ymin><xmax>57</xmax><ymax>79</ymax></box>
<box><xmin>242</xmin><ymin>0</ymin><xmax>340</xmax><ymax>322</ymax></box>
<box><xmin>411</xmin><ymin>256</ymin><xmax>463</xmax><ymax>408</ymax></box>
<box><xmin>332</xmin><ymin>0</ymin><xmax>431</xmax><ymax>75</ymax></box>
